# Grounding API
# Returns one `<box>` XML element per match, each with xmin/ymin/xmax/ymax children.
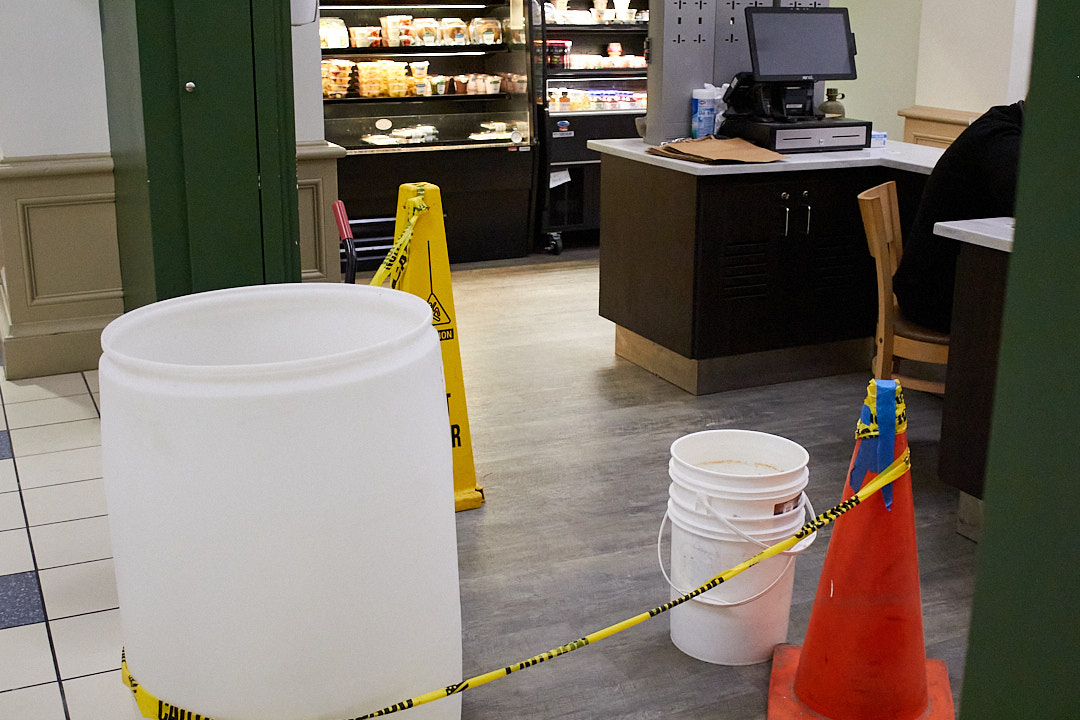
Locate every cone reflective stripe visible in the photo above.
<box><xmin>767</xmin><ymin>379</ymin><xmax>954</xmax><ymax>720</ymax></box>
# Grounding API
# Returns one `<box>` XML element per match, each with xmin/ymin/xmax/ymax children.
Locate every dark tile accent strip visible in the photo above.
<box><xmin>0</xmin><ymin>570</ymin><xmax>46</xmax><ymax>629</ymax></box>
<box><xmin>0</xmin><ymin>431</ymin><xmax>11</xmax><ymax>460</ymax></box>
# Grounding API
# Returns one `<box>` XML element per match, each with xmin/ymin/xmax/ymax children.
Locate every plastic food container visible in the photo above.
<box><xmin>469</xmin><ymin>17</ymin><xmax>502</xmax><ymax>44</ymax></box>
<box><xmin>349</xmin><ymin>26</ymin><xmax>381</xmax><ymax>48</ymax></box>
<box><xmin>410</xmin><ymin>18</ymin><xmax>440</xmax><ymax>46</ymax></box>
<box><xmin>379</xmin><ymin>15</ymin><xmax>413</xmax><ymax>47</ymax></box>
<box><xmin>440</xmin><ymin>18</ymin><xmax>468</xmax><ymax>45</ymax></box>
<box><xmin>319</xmin><ymin>17</ymin><xmax>349</xmax><ymax>48</ymax></box>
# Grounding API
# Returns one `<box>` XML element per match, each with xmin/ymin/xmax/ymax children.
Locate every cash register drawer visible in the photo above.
<box><xmin>774</xmin><ymin>124</ymin><xmax>870</xmax><ymax>152</ymax></box>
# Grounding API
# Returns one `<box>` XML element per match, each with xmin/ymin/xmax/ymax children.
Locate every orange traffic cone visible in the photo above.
<box><xmin>767</xmin><ymin>379</ymin><xmax>954</xmax><ymax>720</ymax></box>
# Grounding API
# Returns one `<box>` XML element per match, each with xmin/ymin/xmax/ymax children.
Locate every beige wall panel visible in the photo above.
<box><xmin>296</xmin><ymin>141</ymin><xmax>346</xmax><ymax>284</ymax></box>
<box><xmin>0</xmin><ymin>145</ymin><xmax>343</xmax><ymax>378</ymax></box>
<box><xmin>0</xmin><ymin>167</ymin><xmax>123</xmax><ymax>326</ymax></box>
<box><xmin>0</xmin><ymin>154</ymin><xmax>122</xmax><ymax>379</ymax></box>
<box><xmin>18</xmin><ymin>193</ymin><xmax>121</xmax><ymax>300</ymax></box>
<box><xmin>298</xmin><ymin>178</ymin><xmax>328</xmax><ymax>281</ymax></box>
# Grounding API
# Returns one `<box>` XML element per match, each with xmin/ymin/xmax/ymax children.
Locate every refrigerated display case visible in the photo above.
<box><xmin>320</xmin><ymin>1</ymin><xmax>535</xmax><ymax>264</ymax></box>
<box><xmin>533</xmin><ymin>1</ymin><xmax>647</xmax><ymax>252</ymax></box>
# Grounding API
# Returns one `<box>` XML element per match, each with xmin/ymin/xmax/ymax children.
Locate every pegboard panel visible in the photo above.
<box><xmin>644</xmin><ymin>0</ymin><xmax>717</xmax><ymax>144</ymax></box>
<box><xmin>644</xmin><ymin>0</ymin><xmax>831</xmax><ymax>143</ymax></box>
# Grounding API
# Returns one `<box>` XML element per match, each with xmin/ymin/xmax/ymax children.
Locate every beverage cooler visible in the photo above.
<box><xmin>533</xmin><ymin>0</ymin><xmax>648</xmax><ymax>252</ymax></box>
<box><xmin>320</xmin><ymin>1</ymin><xmax>535</xmax><ymax>264</ymax></box>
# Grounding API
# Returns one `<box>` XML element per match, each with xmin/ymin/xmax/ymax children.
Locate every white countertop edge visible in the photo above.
<box><xmin>585</xmin><ymin>137</ymin><xmax>944</xmax><ymax>176</ymax></box>
<box><xmin>933</xmin><ymin>217</ymin><xmax>1015</xmax><ymax>253</ymax></box>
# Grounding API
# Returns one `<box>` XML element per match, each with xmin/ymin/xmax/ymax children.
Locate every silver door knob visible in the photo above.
<box><xmin>185</xmin><ymin>82</ymin><xmax>196</xmax><ymax>93</ymax></box>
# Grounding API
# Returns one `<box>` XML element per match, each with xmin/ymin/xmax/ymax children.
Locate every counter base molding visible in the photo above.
<box><xmin>615</xmin><ymin>326</ymin><xmax>872</xmax><ymax>395</ymax></box>
<box><xmin>0</xmin><ymin>154</ymin><xmax>124</xmax><ymax>380</ymax></box>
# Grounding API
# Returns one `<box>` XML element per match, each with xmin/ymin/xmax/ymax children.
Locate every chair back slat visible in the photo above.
<box><xmin>857</xmin><ymin>180</ymin><xmax>948</xmax><ymax>394</ymax></box>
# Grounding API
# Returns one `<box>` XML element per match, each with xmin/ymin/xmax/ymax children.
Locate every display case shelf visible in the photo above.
<box><xmin>320</xmin><ymin>0</ymin><xmax>531</xmax><ymax>151</ymax></box>
<box><xmin>545</xmin><ymin>23</ymin><xmax>647</xmax><ymax>33</ymax></box>
<box><xmin>546</xmin><ymin>68</ymin><xmax>646</xmax><ymax>78</ymax></box>
<box><xmin>324</xmin><ymin>93</ymin><xmax>512</xmax><ymax>104</ymax></box>
<box><xmin>345</xmin><ymin>140</ymin><xmax>526</xmax><ymax>155</ymax></box>
<box><xmin>548</xmin><ymin>108</ymin><xmax>644</xmax><ymax>117</ymax></box>
<box><xmin>322</xmin><ymin>0</ymin><xmax>535</xmax><ymax>263</ymax></box>
<box><xmin>321</xmin><ymin>44</ymin><xmax>512</xmax><ymax>57</ymax></box>
<box><xmin>319</xmin><ymin>0</ymin><xmax>507</xmax><ymax>7</ymax></box>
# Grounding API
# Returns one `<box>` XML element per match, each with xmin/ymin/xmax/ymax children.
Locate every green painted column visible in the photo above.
<box><xmin>100</xmin><ymin>0</ymin><xmax>300</xmax><ymax>311</ymax></box>
<box><xmin>958</xmin><ymin>1</ymin><xmax>1080</xmax><ymax>717</ymax></box>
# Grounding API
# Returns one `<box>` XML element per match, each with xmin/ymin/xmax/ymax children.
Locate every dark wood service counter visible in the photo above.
<box><xmin>587</xmin><ymin>138</ymin><xmax>943</xmax><ymax>394</ymax></box>
<box><xmin>934</xmin><ymin>217</ymin><xmax>1014</xmax><ymax>509</ymax></box>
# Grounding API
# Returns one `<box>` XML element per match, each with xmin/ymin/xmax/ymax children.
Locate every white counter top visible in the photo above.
<box><xmin>586</xmin><ymin>137</ymin><xmax>943</xmax><ymax>177</ymax></box>
<box><xmin>934</xmin><ymin>217</ymin><xmax>1015</xmax><ymax>253</ymax></box>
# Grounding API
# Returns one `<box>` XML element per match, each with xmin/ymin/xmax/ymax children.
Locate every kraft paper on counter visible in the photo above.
<box><xmin>646</xmin><ymin>136</ymin><xmax>787</xmax><ymax>164</ymax></box>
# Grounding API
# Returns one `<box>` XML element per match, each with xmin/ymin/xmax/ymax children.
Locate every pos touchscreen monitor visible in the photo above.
<box><xmin>745</xmin><ymin>7</ymin><xmax>857</xmax><ymax>83</ymax></box>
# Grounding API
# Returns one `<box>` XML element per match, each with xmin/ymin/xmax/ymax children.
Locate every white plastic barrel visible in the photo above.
<box><xmin>99</xmin><ymin>283</ymin><xmax>461</xmax><ymax>720</ymax></box>
<box><xmin>663</xmin><ymin>430</ymin><xmax>814</xmax><ymax>665</ymax></box>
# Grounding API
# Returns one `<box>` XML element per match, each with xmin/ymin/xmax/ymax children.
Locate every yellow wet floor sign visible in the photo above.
<box><xmin>372</xmin><ymin>183</ymin><xmax>483</xmax><ymax>511</ymax></box>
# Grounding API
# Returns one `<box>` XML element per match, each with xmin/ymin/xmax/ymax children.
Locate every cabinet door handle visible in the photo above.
<box><xmin>783</xmin><ymin>205</ymin><xmax>790</xmax><ymax>237</ymax></box>
<box><xmin>804</xmin><ymin>203</ymin><xmax>812</xmax><ymax>234</ymax></box>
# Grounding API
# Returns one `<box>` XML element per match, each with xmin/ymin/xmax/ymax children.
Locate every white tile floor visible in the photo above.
<box><xmin>0</xmin><ymin>370</ymin><xmax>142</xmax><ymax>720</ymax></box>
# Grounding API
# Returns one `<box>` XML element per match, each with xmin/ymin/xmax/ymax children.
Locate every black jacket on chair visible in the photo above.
<box><xmin>892</xmin><ymin>101</ymin><xmax>1025</xmax><ymax>333</ymax></box>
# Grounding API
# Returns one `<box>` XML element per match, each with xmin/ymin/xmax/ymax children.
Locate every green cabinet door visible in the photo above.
<box><xmin>174</xmin><ymin>0</ymin><xmax>266</xmax><ymax>291</ymax></box>
<box><xmin>101</xmin><ymin>0</ymin><xmax>300</xmax><ymax>311</ymax></box>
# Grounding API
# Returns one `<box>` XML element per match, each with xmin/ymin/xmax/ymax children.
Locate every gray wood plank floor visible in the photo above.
<box><xmin>442</xmin><ymin>248</ymin><xmax>976</xmax><ymax>720</ymax></box>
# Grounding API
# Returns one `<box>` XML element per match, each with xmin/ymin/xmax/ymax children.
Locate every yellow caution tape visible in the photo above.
<box><xmin>121</xmin><ymin>650</ymin><xmax>211</xmax><ymax>720</ymax></box>
<box><xmin>369</xmin><ymin>190</ymin><xmax>427</xmax><ymax>289</ymax></box>
<box><xmin>120</xmin><ymin>448</ymin><xmax>909</xmax><ymax>720</ymax></box>
<box><xmin>856</xmin><ymin>379</ymin><xmax>908</xmax><ymax>438</ymax></box>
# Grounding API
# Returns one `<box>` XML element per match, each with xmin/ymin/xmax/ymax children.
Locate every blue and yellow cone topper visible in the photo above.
<box><xmin>850</xmin><ymin>379</ymin><xmax>907</xmax><ymax>509</ymax></box>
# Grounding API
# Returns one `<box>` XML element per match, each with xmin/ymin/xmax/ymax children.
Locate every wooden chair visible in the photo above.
<box><xmin>857</xmin><ymin>181</ymin><xmax>949</xmax><ymax>394</ymax></box>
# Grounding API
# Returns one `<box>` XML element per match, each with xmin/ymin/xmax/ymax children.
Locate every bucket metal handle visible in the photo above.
<box><xmin>656</xmin><ymin>493</ymin><xmax>815</xmax><ymax>608</ymax></box>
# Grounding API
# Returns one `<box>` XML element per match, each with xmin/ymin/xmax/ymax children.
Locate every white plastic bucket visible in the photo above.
<box><xmin>662</xmin><ymin>430</ymin><xmax>814</xmax><ymax>665</ymax></box>
<box><xmin>99</xmin><ymin>283</ymin><xmax>461</xmax><ymax>720</ymax></box>
<box><xmin>669</xmin><ymin>429</ymin><xmax>810</xmax><ymax>518</ymax></box>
